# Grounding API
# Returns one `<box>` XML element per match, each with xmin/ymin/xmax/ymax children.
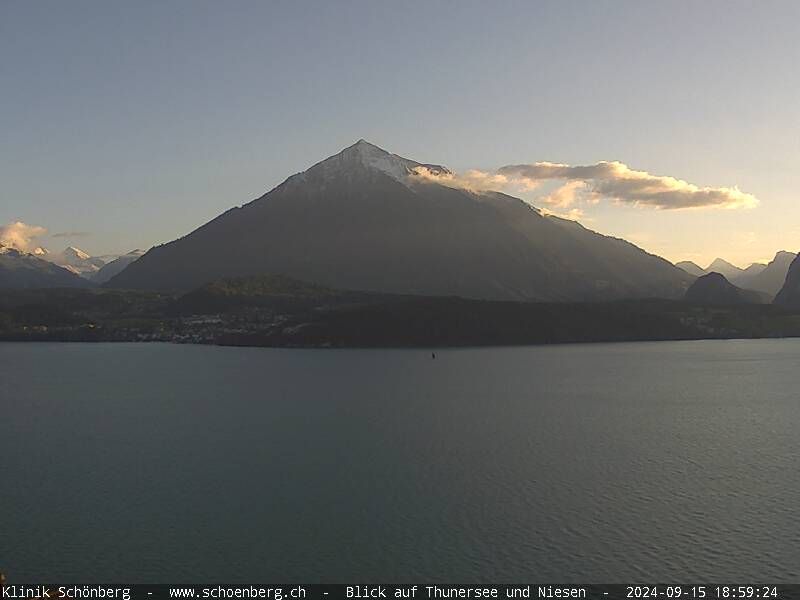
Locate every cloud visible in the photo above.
<box><xmin>497</xmin><ymin>160</ymin><xmax>758</xmax><ymax>210</ymax></box>
<box><xmin>411</xmin><ymin>166</ymin><xmax>513</xmax><ymax>192</ymax></box>
<box><xmin>0</xmin><ymin>221</ymin><xmax>47</xmax><ymax>252</ymax></box>
<box><xmin>51</xmin><ymin>230</ymin><xmax>91</xmax><ymax>238</ymax></box>
<box><xmin>538</xmin><ymin>207</ymin><xmax>585</xmax><ymax>221</ymax></box>
<box><xmin>540</xmin><ymin>181</ymin><xmax>585</xmax><ymax>208</ymax></box>
<box><xmin>409</xmin><ymin>159</ymin><xmax>757</xmax><ymax>213</ymax></box>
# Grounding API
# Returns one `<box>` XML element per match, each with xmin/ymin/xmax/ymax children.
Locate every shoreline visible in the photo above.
<box><xmin>2</xmin><ymin>331</ymin><xmax>800</xmax><ymax>350</ymax></box>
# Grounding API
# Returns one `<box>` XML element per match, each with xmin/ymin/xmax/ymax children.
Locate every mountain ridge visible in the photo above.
<box><xmin>91</xmin><ymin>249</ymin><xmax>146</xmax><ymax>284</ymax></box>
<box><xmin>0</xmin><ymin>243</ymin><xmax>92</xmax><ymax>289</ymax></box>
<box><xmin>676</xmin><ymin>261</ymin><xmax>706</xmax><ymax>277</ymax></box>
<box><xmin>705</xmin><ymin>258</ymin><xmax>744</xmax><ymax>280</ymax></box>
<box><xmin>734</xmin><ymin>250</ymin><xmax>797</xmax><ymax>297</ymax></box>
<box><xmin>108</xmin><ymin>140</ymin><xmax>693</xmax><ymax>301</ymax></box>
<box><xmin>774</xmin><ymin>253</ymin><xmax>800</xmax><ymax>307</ymax></box>
<box><xmin>685</xmin><ymin>272</ymin><xmax>768</xmax><ymax>305</ymax></box>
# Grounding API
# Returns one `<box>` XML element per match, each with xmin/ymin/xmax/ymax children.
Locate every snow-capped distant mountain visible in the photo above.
<box><xmin>47</xmin><ymin>246</ymin><xmax>109</xmax><ymax>278</ymax></box>
<box><xmin>4</xmin><ymin>242</ymin><xmax>135</xmax><ymax>281</ymax></box>
<box><xmin>60</xmin><ymin>246</ymin><xmax>107</xmax><ymax>268</ymax></box>
<box><xmin>0</xmin><ymin>242</ymin><xmax>91</xmax><ymax>289</ymax></box>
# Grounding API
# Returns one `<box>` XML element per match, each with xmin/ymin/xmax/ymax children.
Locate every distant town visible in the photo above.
<box><xmin>3</xmin><ymin>275</ymin><xmax>800</xmax><ymax>349</ymax></box>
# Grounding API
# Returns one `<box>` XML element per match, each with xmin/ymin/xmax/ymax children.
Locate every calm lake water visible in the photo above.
<box><xmin>1</xmin><ymin>340</ymin><xmax>799</xmax><ymax>582</ymax></box>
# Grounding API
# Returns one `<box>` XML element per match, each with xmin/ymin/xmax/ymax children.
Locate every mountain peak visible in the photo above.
<box><xmin>338</xmin><ymin>139</ymin><xmax>420</xmax><ymax>179</ymax></box>
<box><xmin>685</xmin><ymin>272</ymin><xmax>766</xmax><ymax>305</ymax></box>
<box><xmin>773</xmin><ymin>250</ymin><xmax>797</xmax><ymax>261</ymax></box>
<box><xmin>705</xmin><ymin>257</ymin><xmax>744</xmax><ymax>279</ymax></box>
<box><xmin>675</xmin><ymin>260</ymin><xmax>706</xmax><ymax>277</ymax></box>
<box><xmin>303</xmin><ymin>140</ymin><xmax>452</xmax><ymax>182</ymax></box>
<box><xmin>64</xmin><ymin>246</ymin><xmax>91</xmax><ymax>260</ymax></box>
<box><xmin>340</xmin><ymin>138</ymin><xmax>397</xmax><ymax>162</ymax></box>
<box><xmin>702</xmin><ymin>271</ymin><xmax>728</xmax><ymax>283</ymax></box>
<box><xmin>352</xmin><ymin>138</ymin><xmax>378</xmax><ymax>148</ymax></box>
<box><xmin>0</xmin><ymin>241</ymin><xmax>48</xmax><ymax>258</ymax></box>
<box><xmin>707</xmin><ymin>257</ymin><xmax>740</xmax><ymax>270</ymax></box>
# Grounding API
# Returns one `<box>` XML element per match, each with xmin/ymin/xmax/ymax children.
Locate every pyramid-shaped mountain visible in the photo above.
<box><xmin>108</xmin><ymin>140</ymin><xmax>693</xmax><ymax>301</ymax></box>
<box><xmin>685</xmin><ymin>272</ymin><xmax>767</xmax><ymax>305</ymax></box>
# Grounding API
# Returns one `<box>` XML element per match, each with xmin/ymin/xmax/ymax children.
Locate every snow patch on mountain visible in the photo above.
<box><xmin>45</xmin><ymin>246</ymin><xmax>109</xmax><ymax>278</ymax></box>
<box><xmin>63</xmin><ymin>246</ymin><xmax>92</xmax><ymax>261</ymax></box>
<box><xmin>297</xmin><ymin>139</ymin><xmax>452</xmax><ymax>185</ymax></box>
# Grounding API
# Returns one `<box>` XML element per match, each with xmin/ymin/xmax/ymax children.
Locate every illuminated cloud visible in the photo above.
<box><xmin>411</xmin><ymin>166</ymin><xmax>513</xmax><ymax>192</ymax></box>
<box><xmin>409</xmin><ymin>159</ymin><xmax>756</xmax><ymax>212</ymax></box>
<box><xmin>0</xmin><ymin>221</ymin><xmax>47</xmax><ymax>252</ymax></box>
<box><xmin>497</xmin><ymin>161</ymin><xmax>758</xmax><ymax>210</ymax></box>
<box><xmin>540</xmin><ymin>181</ymin><xmax>585</xmax><ymax>208</ymax></box>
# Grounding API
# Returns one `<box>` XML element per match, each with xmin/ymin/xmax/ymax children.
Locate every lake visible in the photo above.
<box><xmin>1</xmin><ymin>340</ymin><xmax>798</xmax><ymax>582</ymax></box>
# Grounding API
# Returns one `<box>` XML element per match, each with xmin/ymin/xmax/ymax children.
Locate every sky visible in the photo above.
<box><xmin>2</xmin><ymin>0</ymin><xmax>799</xmax><ymax>266</ymax></box>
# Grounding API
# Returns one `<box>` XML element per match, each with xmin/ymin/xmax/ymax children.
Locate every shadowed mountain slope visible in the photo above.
<box><xmin>0</xmin><ymin>245</ymin><xmax>92</xmax><ymax>289</ymax></box>
<box><xmin>734</xmin><ymin>251</ymin><xmax>797</xmax><ymax>297</ymax></box>
<box><xmin>676</xmin><ymin>261</ymin><xmax>706</xmax><ymax>277</ymax></box>
<box><xmin>685</xmin><ymin>272</ymin><xmax>768</xmax><ymax>305</ymax></box>
<box><xmin>109</xmin><ymin>140</ymin><xmax>693</xmax><ymax>301</ymax></box>
<box><xmin>773</xmin><ymin>253</ymin><xmax>800</xmax><ymax>307</ymax></box>
<box><xmin>91</xmin><ymin>250</ymin><xmax>146</xmax><ymax>284</ymax></box>
<box><xmin>705</xmin><ymin>258</ymin><xmax>744</xmax><ymax>280</ymax></box>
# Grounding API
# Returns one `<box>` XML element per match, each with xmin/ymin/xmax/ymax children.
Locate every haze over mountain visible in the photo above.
<box><xmin>739</xmin><ymin>262</ymin><xmax>767</xmax><ymax>277</ymax></box>
<box><xmin>0</xmin><ymin>243</ymin><xmax>91</xmax><ymax>289</ymax></box>
<box><xmin>675</xmin><ymin>261</ymin><xmax>706</xmax><ymax>277</ymax></box>
<box><xmin>675</xmin><ymin>252</ymin><xmax>795</xmax><ymax>299</ymax></box>
<box><xmin>705</xmin><ymin>258</ymin><xmax>744</xmax><ymax>281</ymax></box>
<box><xmin>45</xmin><ymin>246</ymin><xmax>107</xmax><ymax>278</ymax></box>
<box><xmin>684</xmin><ymin>272</ymin><xmax>768</xmax><ymax>305</ymax></box>
<box><xmin>773</xmin><ymin>253</ymin><xmax>800</xmax><ymax>307</ymax></box>
<box><xmin>91</xmin><ymin>249</ymin><xmax>146</xmax><ymax>284</ymax></box>
<box><xmin>733</xmin><ymin>251</ymin><xmax>797</xmax><ymax>297</ymax></box>
<box><xmin>108</xmin><ymin>141</ymin><xmax>694</xmax><ymax>301</ymax></box>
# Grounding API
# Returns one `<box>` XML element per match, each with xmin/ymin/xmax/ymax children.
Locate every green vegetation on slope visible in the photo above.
<box><xmin>3</xmin><ymin>275</ymin><xmax>800</xmax><ymax>347</ymax></box>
